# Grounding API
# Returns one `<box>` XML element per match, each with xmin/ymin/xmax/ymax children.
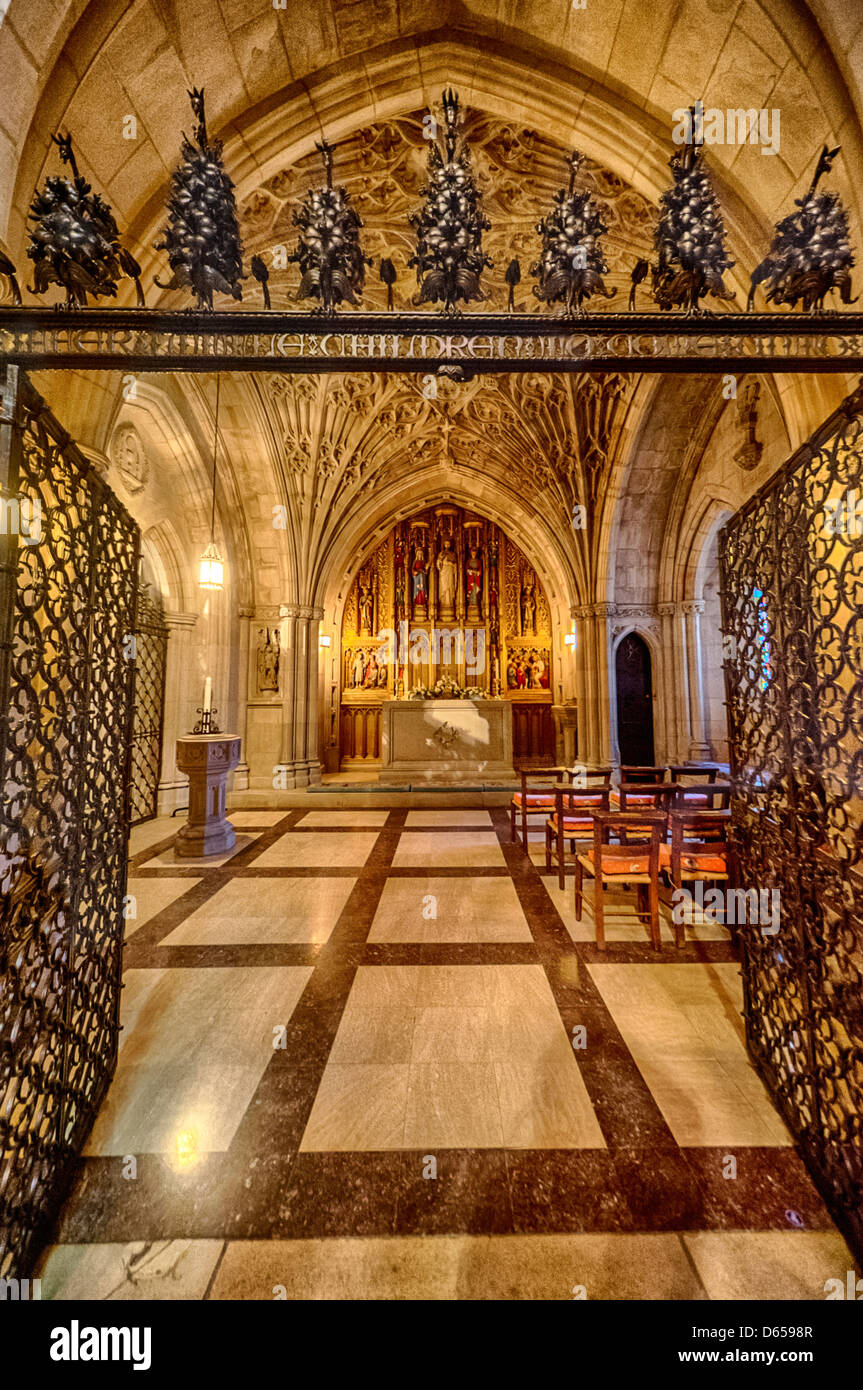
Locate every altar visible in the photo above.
<box><xmin>380</xmin><ymin>699</ymin><xmax>514</xmax><ymax>782</ymax></box>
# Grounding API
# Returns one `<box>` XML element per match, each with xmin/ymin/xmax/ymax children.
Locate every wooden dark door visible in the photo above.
<box><xmin>615</xmin><ymin>633</ymin><xmax>655</xmax><ymax>764</ymax></box>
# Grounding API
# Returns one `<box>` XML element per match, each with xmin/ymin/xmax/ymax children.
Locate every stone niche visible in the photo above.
<box><xmin>380</xmin><ymin>699</ymin><xmax>514</xmax><ymax>783</ymax></box>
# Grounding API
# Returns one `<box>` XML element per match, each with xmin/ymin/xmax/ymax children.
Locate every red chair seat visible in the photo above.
<box><xmin>609</xmin><ymin>790</ymin><xmax>656</xmax><ymax>808</ymax></box>
<box><xmin>581</xmin><ymin>849</ymin><xmax>652</xmax><ymax>876</ymax></box>
<box><xmin>512</xmin><ymin>792</ymin><xmax>557</xmax><ymax>807</ymax></box>
<box><xmin>547</xmin><ymin>815</ymin><xmax>595</xmax><ymax>833</ymax></box>
<box><xmin>660</xmin><ymin>844</ymin><xmax>727</xmax><ymax>874</ymax></box>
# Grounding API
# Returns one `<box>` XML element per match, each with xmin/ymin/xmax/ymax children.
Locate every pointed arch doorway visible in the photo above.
<box><xmin>615</xmin><ymin>632</ymin><xmax>655</xmax><ymax>765</ymax></box>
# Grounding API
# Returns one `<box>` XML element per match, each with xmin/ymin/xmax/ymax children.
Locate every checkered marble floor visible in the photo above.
<box><xmin>36</xmin><ymin>806</ymin><xmax>858</xmax><ymax>1300</ymax></box>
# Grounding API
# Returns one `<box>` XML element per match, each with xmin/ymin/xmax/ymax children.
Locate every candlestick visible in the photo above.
<box><xmin>203</xmin><ymin>676</ymin><xmax>212</xmax><ymax>712</ymax></box>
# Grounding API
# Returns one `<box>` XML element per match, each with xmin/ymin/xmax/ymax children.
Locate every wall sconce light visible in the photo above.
<box><xmin>564</xmin><ymin>630</ymin><xmax>576</xmax><ymax>649</ymax></box>
<box><xmin>320</xmin><ymin>634</ymin><xmax>332</xmax><ymax>648</ymax></box>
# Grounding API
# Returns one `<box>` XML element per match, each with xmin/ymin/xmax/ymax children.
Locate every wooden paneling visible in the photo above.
<box><xmin>511</xmin><ymin>701</ymin><xmax>555</xmax><ymax>764</ymax></box>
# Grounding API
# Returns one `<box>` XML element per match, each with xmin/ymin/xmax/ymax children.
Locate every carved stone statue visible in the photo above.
<box><xmin>436</xmin><ymin>537</ymin><xmax>458</xmax><ymax>617</ymax></box>
<box><xmin>521</xmin><ymin>580</ymin><xmax>537</xmax><ymax>635</ymax></box>
<box><xmin>358</xmin><ymin>581</ymin><xmax>374</xmax><ymax>634</ymax></box>
<box><xmin>256</xmin><ymin>628</ymin><xmax>280</xmax><ymax>693</ymax></box>
<box><xmin>411</xmin><ymin>543</ymin><xmax>429</xmax><ymax>618</ymax></box>
<box><xmin>465</xmin><ymin>544</ymin><xmax>482</xmax><ymax>619</ymax></box>
<box><xmin>350</xmin><ymin>648</ymin><xmax>365</xmax><ymax>687</ymax></box>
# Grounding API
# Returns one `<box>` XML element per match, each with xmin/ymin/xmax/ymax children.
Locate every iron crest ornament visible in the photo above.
<box><xmin>155</xmin><ymin>88</ymin><xmax>245</xmax><ymax>311</ymax></box>
<box><xmin>631</xmin><ymin>104</ymin><xmax>735</xmax><ymax>315</ymax></box>
<box><xmin>290</xmin><ymin>139</ymin><xmax>371</xmax><ymax>314</ymax></box>
<box><xmin>26</xmin><ymin>133</ymin><xmax>144</xmax><ymax>307</ymax></box>
<box><xmin>531</xmin><ymin>151</ymin><xmax>616</xmax><ymax>315</ymax></box>
<box><xmin>748</xmin><ymin>145</ymin><xmax>857</xmax><ymax>312</ymax></box>
<box><xmin>409</xmin><ymin>89</ymin><xmax>492</xmax><ymax>314</ymax></box>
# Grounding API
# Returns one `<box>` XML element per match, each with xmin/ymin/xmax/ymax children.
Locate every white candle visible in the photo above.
<box><xmin>203</xmin><ymin>677</ymin><xmax>212</xmax><ymax>712</ymax></box>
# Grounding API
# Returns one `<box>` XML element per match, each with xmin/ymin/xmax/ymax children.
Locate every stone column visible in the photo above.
<box><xmin>683</xmin><ymin>599</ymin><xmax>712</xmax><ymax>760</ymax></box>
<box><xmin>157</xmin><ymin>610</ymin><xmax>197</xmax><ymax>815</ymax></box>
<box><xmin>278</xmin><ymin>602</ymin><xmax>323</xmax><ymax>788</ymax></box>
<box><xmin>658</xmin><ymin>602</ymin><xmax>678</xmax><ymax>764</ymax></box>
<box><xmin>595</xmin><ymin>603</ymin><xmax>614</xmax><ymax>765</ymax></box>
<box><xmin>574</xmin><ymin>605</ymin><xmax>600</xmax><ymax>765</ymax></box>
<box><xmin>234</xmin><ymin>606</ymin><xmax>253</xmax><ymax>790</ymax></box>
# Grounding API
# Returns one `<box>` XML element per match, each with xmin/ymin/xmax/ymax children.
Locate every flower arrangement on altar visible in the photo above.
<box><xmin>407</xmin><ymin>676</ymin><xmax>485</xmax><ymax>700</ymax></box>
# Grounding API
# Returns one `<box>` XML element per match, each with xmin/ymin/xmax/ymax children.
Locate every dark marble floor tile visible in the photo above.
<box><xmin>395</xmin><ymin>1150</ymin><xmax>513</xmax><ymax>1235</ymax></box>
<box><xmin>507</xmin><ymin>1149</ymin><xmax>632</xmax><ymax>1233</ymax></box>
<box><xmin>274</xmin><ymin>1152</ymin><xmax>403</xmax><ymax>1237</ymax></box>
<box><xmin>682</xmin><ymin>1146</ymin><xmax>838</xmax><ymax>1231</ymax></box>
<box><xmin>612</xmin><ymin>1147</ymin><xmax>709</xmax><ymax>1230</ymax></box>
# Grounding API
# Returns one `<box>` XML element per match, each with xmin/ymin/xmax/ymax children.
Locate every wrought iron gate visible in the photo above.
<box><xmin>0</xmin><ymin>365</ymin><xmax>139</xmax><ymax>1277</ymax></box>
<box><xmin>130</xmin><ymin>585</ymin><xmax>168</xmax><ymax>825</ymax></box>
<box><xmin>719</xmin><ymin>379</ymin><xmax>863</xmax><ymax>1262</ymax></box>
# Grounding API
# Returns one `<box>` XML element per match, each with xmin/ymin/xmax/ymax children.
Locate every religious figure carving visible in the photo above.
<box><xmin>256</xmin><ymin>628</ymin><xmax>280</xmax><ymax>693</ymax></box>
<box><xmin>358</xmin><ymin>581</ymin><xmax>374</xmax><ymax>634</ymax></box>
<box><xmin>436</xmin><ymin>538</ymin><xmax>458</xmax><ymax>617</ymax></box>
<box><xmin>465</xmin><ymin>544</ymin><xmax>483</xmax><ymax>620</ymax></box>
<box><xmin>521</xmin><ymin>580</ymin><xmax>537</xmax><ymax>634</ymax></box>
<box><xmin>350</xmin><ymin>648</ymin><xmax>366</xmax><ymax>688</ymax></box>
<box><xmin>411</xmin><ymin>543</ymin><xmax>429</xmax><ymax>619</ymax></box>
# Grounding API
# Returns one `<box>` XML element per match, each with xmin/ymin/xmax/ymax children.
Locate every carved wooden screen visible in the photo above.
<box><xmin>719</xmin><ymin>380</ymin><xmax>863</xmax><ymax>1261</ymax></box>
<box><xmin>130</xmin><ymin>585</ymin><xmax>169</xmax><ymax>825</ymax></box>
<box><xmin>0</xmin><ymin>366</ymin><xmax>140</xmax><ymax>1277</ymax></box>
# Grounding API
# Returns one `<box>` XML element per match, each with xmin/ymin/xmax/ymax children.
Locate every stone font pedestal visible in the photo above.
<box><xmin>175</xmin><ymin>734</ymin><xmax>241</xmax><ymax>857</ymax></box>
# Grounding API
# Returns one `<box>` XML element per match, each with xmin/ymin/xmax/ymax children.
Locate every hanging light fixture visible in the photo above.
<box><xmin>199</xmin><ymin>375</ymin><xmax>224</xmax><ymax>591</ymax></box>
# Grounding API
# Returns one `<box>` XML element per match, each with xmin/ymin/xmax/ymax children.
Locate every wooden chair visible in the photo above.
<box><xmin>668</xmin><ymin>763</ymin><xmax>721</xmax><ymax>785</ymax></box>
<box><xmin>662</xmin><ymin>808</ymin><xmax>731</xmax><ymax>946</ymax></box>
<box><xmin>574</xmin><ymin>809</ymin><xmax>667</xmax><ymax>950</ymax></box>
<box><xmin>620</xmin><ymin>765</ymin><xmax>669</xmax><ymax>784</ymax></box>
<box><xmin>545</xmin><ymin>772</ymin><xmax>613</xmax><ymax>888</ymax></box>
<box><xmin>615</xmin><ymin>781</ymin><xmax>676</xmax><ymax>842</ymax></box>
<box><xmin>510</xmin><ymin>766</ymin><xmax>574</xmax><ymax>849</ymax></box>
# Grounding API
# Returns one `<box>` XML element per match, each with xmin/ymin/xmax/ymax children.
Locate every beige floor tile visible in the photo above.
<box><xmin>405</xmin><ymin>810</ymin><xmax>493</xmax><ymax>827</ymax></box>
<box><xmin>461</xmin><ymin>1233</ymin><xmax>705</xmax><ymax>1300</ymax></box>
<box><xmin>392</xmin><ymin>831</ymin><xmax>505</xmax><ymax>868</ymax></box>
<box><xmin>159</xmin><ymin>876</ymin><xmax>356</xmax><ymax>946</ymax></box>
<box><xmin>298</xmin><ymin>810</ymin><xmax>389</xmax><ymax>827</ymax></box>
<box><xmin>208</xmin><ymin>1233</ymin><xmax>704</xmax><ymax>1300</ymax></box>
<box><xmin>128</xmin><ymin>816</ymin><xmax>178</xmax><ymax>856</ymax></box>
<box><xmin>684</xmin><ymin>1231</ymin><xmax>858</xmax><ymax>1301</ymax></box>
<box><xmin>589</xmin><ymin>963</ymin><xmax>790</xmax><ymax>1147</ymax></box>
<box><xmin>209</xmin><ymin>1235</ymin><xmax>468</xmax><ymax>1300</ymax></box>
<box><xmin>86</xmin><ymin>967</ymin><xmax>312</xmax><ymax>1156</ymax></box>
<box><xmin>145</xmin><ymin>834</ymin><xmax>259</xmax><ymax>869</ymax></box>
<box><xmin>415</xmin><ymin>964</ymin><xmax>495</xmax><ymax>1007</ymax></box>
<box><xmin>495</xmin><ymin>1059</ymin><xmax>606</xmax><ymax>1149</ymax></box>
<box><xmin>299</xmin><ymin>1064</ymin><xmax>409</xmax><ymax>1151</ymax></box>
<box><xmin>483</xmin><ymin>963</ymin><xmax>555</xmax><ymax>1010</ymax></box>
<box><xmin>404</xmin><ymin>1062</ymin><xmax>504</xmax><ymax>1148</ymax></box>
<box><xmin>35</xmin><ymin>1239</ymin><xmax>224</xmax><ymax>1301</ymax></box>
<box><xmin>369</xmin><ymin>877</ymin><xmax>531</xmax><ymax>943</ymax></box>
<box><xmin>226</xmin><ymin>811</ymin><xmax>289</xmax><ymax>827</ymax></box>
<box><xmin>347</xmin><ymin>966</ymin><xmax>420</xmax><ymax>1009</ymax></box>
<box><xmin>125</xmin><ymin>877</ymin><xmax>202</xmax><ymax>938</ymax></box>
<box><xmin>255</xmin><ymin>830</ymin><xmax>377</xmax><ymax>869</ymax></box>
<box><xmin>412</xmin><ymin>1006</ymin><xmax>496</xmax><ymax>1063</ymax></box>
<box><xmin>328</xmin><ymin>1006</ymin><xmax>415</xmax><ymax>1065</ymax></box>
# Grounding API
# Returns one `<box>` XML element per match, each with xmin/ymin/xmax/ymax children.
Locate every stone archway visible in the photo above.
<box><xmin>326</xmin><ymin>501</ymin><xmax>566</xmax><ymax>773</ymax></box>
